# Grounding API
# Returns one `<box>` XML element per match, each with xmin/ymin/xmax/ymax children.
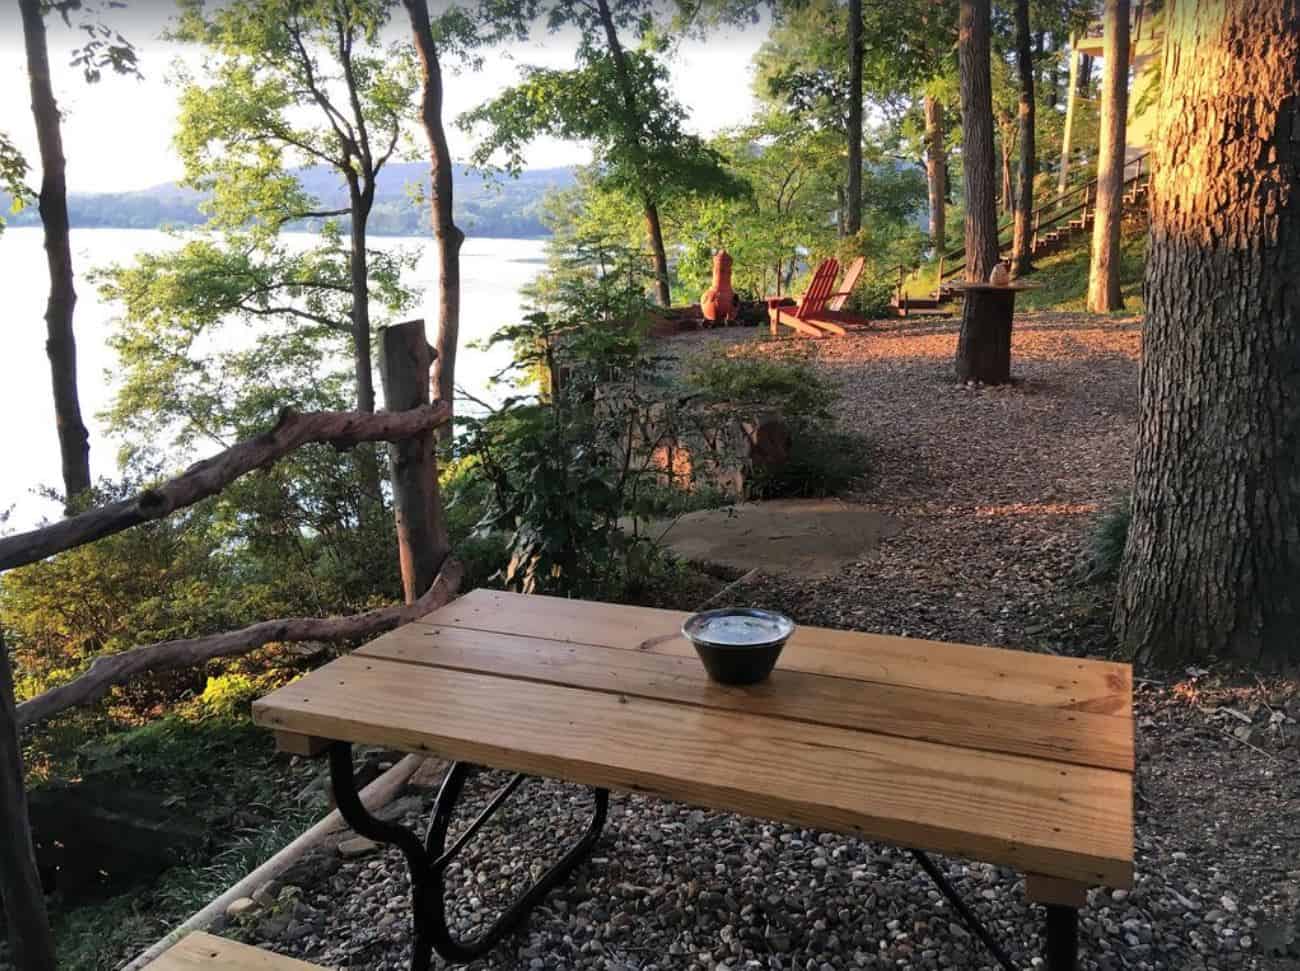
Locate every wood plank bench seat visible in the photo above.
<box><xmin>253</xmin><ymin>589</ymin><xmax>1134</xmax><ymax>970</ymax></box>
<box><xmin>145</xmin><ymin>932</ymin><xmax>324</xmax><ymax>969</ymax></box>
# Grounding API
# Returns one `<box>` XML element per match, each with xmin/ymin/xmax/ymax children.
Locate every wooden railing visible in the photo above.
<box><xmin>0</xmin><ymin>318</ymin><xmax>462</xmax><ymax>971</ymax></box>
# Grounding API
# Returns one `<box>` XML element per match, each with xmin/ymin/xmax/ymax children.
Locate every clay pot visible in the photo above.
<box><xmin>700</xmin><ymin>249</ymin><xmax>738</xmax><ymax>323</ymax></box>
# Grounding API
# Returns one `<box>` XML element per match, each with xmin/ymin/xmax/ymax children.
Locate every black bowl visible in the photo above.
<box><xmin>682</xmin><ymin>608</ymin><xmax>796</xmax><ymax>685</ymax></box>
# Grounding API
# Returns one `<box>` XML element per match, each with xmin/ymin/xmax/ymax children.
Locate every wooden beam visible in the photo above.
<box><xmin>1026</xmin><ymin>873</ymin><xmax>1089</xmax><ymax>908</ymax></box>
<box><xmin>379</xmin><ymin>319</ymin><xmax>450</xmax><ymax>603</ymax></box>
<box><xmin>0</xmin><ymin>631</ymin><xmax>57</xmax><ymax>971</ymax></box>
<box><xmin>274</xmin><ymin>731</ymin><xmax>331</xmax><ymax>757</ymax></box>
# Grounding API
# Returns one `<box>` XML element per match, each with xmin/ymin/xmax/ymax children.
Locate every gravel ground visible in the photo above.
<box><xmin>217</xmin><ymin>314</ymin><xmax>1299</xmax><ymax>970</ymax></box>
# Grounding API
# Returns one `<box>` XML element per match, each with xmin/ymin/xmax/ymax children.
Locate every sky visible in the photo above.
<box><xmin>0</xmin><ymin>2</ymin><xmax>767</xmax><ymax>194</ymax></box>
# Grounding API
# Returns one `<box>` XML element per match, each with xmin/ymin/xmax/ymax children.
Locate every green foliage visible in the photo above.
<box><xmin>0</xmin><ymin>130</ymin><xmax>29</xmax><ymax>233</ymax></box>
<box><xmin>1017</xmin><ymin>223</ymin><xmax>1149</xmax><ymax>313</ymax></box>
<box><xmin>685</xmin><ymin>351</ymin><xmax>835</xmax><ymax>423</ymax></box>
<box><xmin>747</xmin><ymin>429</ymin><xmax>867</xmax><ymax>500</ymax></box>
<box><xmin>1083</xmin><ymin>493</ymin><xmax>1132</xmax><ymax>582</ymax></box>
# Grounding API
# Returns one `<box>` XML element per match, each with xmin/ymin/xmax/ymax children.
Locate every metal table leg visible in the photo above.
<box><xmin>329</xmin><ymin>743</ymin><xmax>609</xmax><ymax>969</ymax></box>
<box><xmin>910</xmin><ymin>850</ymin><xmax>1017</xmax><ymax>971</ymax></box>
<box><xmin>1045</xmin><ymin>904</ymin><xmax>1079</xmax><ymax>971</ymax></box>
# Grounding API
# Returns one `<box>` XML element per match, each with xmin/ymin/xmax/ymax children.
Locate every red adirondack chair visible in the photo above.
<box><xmin>767</xmin><ymin>257</ymin><xmax>868</xmax><ymax>337</ymax></box>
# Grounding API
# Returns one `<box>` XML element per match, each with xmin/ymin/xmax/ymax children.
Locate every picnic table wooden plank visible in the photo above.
<box><xmin>415</xmin><ymin>590</ymin><xmax>1131</xmax><ymax>716</ymax></box>
<box><xmin>355</xmin><ymin>624</ymin><xmax>1133</xmax><ymax>772</ymax></box>
<box><xmin>252</xmin><ymin>654</ymin><xmax>1133</xmax><ymax>887</ymax></box>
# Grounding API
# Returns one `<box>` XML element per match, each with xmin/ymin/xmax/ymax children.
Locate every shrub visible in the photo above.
<box><xmin>684</xmin><ymin>349</ymin><xmax>835</xmax><ymax>422</ymax></box>
<box><xmin>747</xmin><ymin>429</ymin><xmax>868</xmax><ymax>499</ymax></box>
<box><xmin>1083</xmin><ymin>493</ymin><xmax>1132</xmax><ymax>581</ymax></box>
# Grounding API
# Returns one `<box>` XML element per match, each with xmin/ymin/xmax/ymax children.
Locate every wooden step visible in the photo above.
<box><xmin>145</xmin><ymin>932</ymin><xmax>324</xmax><ymax>969</ymax></box>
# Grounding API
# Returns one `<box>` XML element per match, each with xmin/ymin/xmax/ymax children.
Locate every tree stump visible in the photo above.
<box><xmin>954</xmin><ymin>285</ymin><xmax>1021</xmax><ymax>384</ymax></box>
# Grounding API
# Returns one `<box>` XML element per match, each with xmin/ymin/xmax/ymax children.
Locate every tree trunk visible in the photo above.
<box><xmin>379</xmin><ymin>320</ymin><xmax>450</xmax><ymax>602</ymax></box>
<box><xmin>1086</xmin><ymin>0</ymin><xmax>1130</xmax><ymax>313</ymax></box>
<box><xmin>643</xmin><ymin>200</ymin><xmax>672</xmax><ymax>307</ymax></box>
<box><xmin>403</xmin><ymin>0</ymin><xmax>464</xmax><ymax>441</ymax></box>
<box><xmin>958</xmin><ymin>0</ymin><xmax>999</xmax><ymax>283</ymax></box>
<box><xmin>1114</xmin><ymin>0</ymin><xmax>1300</xmax><ymax>666</ymax></box>
<box><xmin>0</xmin><ymin>632</ymin><xmax>58</xmax><ymax>971</ymax></box>
<box><xmin>924</xmin><ymin>96</ymin><xmax>946</xmax><ymax>251</ymax></box>
<box><xmin>346</xmin><ymin>181</ymin><xmax>382</xmax><ymax>503</ymax></box>
<box><xmin>348</xmin><ymin>182</ymin><xmax>376</xmax><ymax>414</ymax></box>
<box><xmin>19</xmin><ymin>0</ymin><xmax>91</xmax><ymax>505</ymax></box>
<box><xmin>593</xmin><ymin>0</ymin><xmax>671</xmax><ymax>306</ymax></box>
<box><xmin>999</xmin><ymin>121</ymin><xmax>1016</xmax><ymax>218</ymax></box>
<box><xmin>955</xmin><ymin>288</ymin><xmax>1015</xmax><ymax>384</ymax></box>
<box><xmin>1058</xmin><ymin>33</ymin><xmax>1082</xmax><ymax>198</ymax></box>
<box><xmin>1011</xmin><ymin>0</ymin><xmax>1036</xmax><ymax>276</ymax></box>
<box><xmin>844</xmin><ymin>0</ymin><xmax>863</xmax><ymax>237</ymax></box>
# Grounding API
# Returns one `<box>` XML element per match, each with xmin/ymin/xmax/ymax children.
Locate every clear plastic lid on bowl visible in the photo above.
<box><xmin>682</xmin><ymin>608</ymin><xmax>796</xmax><ymax>649</ymax></box>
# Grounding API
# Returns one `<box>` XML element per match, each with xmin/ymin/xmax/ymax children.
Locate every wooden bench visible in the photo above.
<box><xmin>253</xmin><ymin>589</ymin><xmax>1134</xmax><ymax>971</ymax></box>
<box><xmin>145</xmin><ymin>932</ymin><xmax>323</xmax><ymax>969</ymax></box>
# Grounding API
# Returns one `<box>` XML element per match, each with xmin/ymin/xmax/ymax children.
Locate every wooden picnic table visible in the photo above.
<box><xmin>254</xmin><ymin>589</ymin><xmax>1134</xmax><ymax>971</ymax></box>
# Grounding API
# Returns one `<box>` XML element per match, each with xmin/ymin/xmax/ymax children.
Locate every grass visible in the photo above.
<box><xmin>21</xmin><ymin>713</ymin><xmax>325</xmax><ymax>970</ymax></box>
<box><xmin>1017</xmin><ymin>221</ymin><xmax>1148</xmax><ymax>313</ymax></box>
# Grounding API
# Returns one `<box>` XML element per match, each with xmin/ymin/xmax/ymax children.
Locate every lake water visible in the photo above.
<box><xmin>0</xmin><ymin>227</ymin><xmax>547</xmax><ymax>530</ymax></box>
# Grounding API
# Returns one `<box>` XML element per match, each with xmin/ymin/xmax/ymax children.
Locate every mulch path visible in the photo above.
<box><xmin>217</xmin><ymin>313</ymin><xmax>1298</xmax><ymax>970</ymax></box>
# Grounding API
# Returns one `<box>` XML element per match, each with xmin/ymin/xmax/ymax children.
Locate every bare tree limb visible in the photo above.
<box><xmin>0</xmin><ymin>404</ymin><xmax>451</xmax><ymax>572</ymax></box>
<box><xmin>15</xmin><ymin>559</ymin><xmax>465</xmax><ymax>730</ymax></box>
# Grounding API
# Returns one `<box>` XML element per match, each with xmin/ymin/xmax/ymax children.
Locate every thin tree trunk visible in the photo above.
<box><xmin>593</xmin><ymin>0</ymin><xmax>671</xmax><ymax>306</ymax></box>
<box><xmin>1087</xmin><ymin>0</ymin><xmax>1130</xmax><ymax>313</ymax></box>
<box><xmin>1011</xmin><ymin>0</ymin><xmax>1036</xmax><ymax>276</ymax></box>
<box><xmin>1114</xmin><ymin>0</ymin><xmax>1300</xmax><ymax>666</ymax></box>
<box><xmin>924</xmin><ymin>95</ymin><xmax>946</xmax><ymax>251</ymax></box>
<box><xmin>844</xmin><ymin>0</ymin><xmax>863</xmax><ymax>236</ymax></box>
<box><xmin>643</xmin><ymin>199</ymin><xmax>672</xmax><ymax>307</ymax></box>
<box><xmin>1058</xmin><ymin>33</ymin><xmax>1082</xmax><ymax>198</ymax></box>
<box><xmin>348</xmin><ymin>182</ymin><xmax>376</xmax><ymax>414</ymax></box>
<box><xmin>403</xmin><ymin>0</ymin><xmax>464</xmax><ymax>440</ymax></box>
<box><xmin>19</xmin><ymin>0</ymin><xmax>91</xmax><ymax>504</ymax></box>
<box><xmin>0</xmin><ymin>632</ymin><xmax>58</xmax><ymax>971</ymax></box>
<box><xmin>958</xmin><ymin>0</ymin><xmax>999</xmax><ymax>282</ymax></box>
<box><xmin>999</xmin><ymin>120</ymin><xmax>1016</xmax><ymax>218</ymax></box>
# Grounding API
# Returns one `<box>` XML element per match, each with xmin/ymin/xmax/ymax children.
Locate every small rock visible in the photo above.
<box><xmin>225</xmin><ymin>897</ymin><xmax>259</xmax><ymax>919</ymax></box>
<box><xmin>338</xmin><ymin>836</ymin><xmax>380</xmax><ymax>858</ymax></box>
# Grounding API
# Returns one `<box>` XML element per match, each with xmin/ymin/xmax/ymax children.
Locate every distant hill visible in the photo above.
<box><xmin>2</xmin><ymin>163</ymin><xmax>576</xmax><ymax>239</ymax></box>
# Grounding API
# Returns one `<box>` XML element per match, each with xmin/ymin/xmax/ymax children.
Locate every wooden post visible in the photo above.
<box><xmin>379</xmin><ymin>319</ymin><xmax>450</xmax><ymax>604</ymax></box>
<box><xmin>0</xmin><ymin>631</ymin><xmax>57</xmax><ymax>971</ymax></box>
<box><xmin>955</xmin><ymin>286</ymin><xmax>1018</xmax><ymax>384</ymax></box>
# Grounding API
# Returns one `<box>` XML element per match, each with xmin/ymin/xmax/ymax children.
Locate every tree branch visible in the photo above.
<box><xmin>235</xmin><ymin>302</ymin><xmax>350</xmax><ymax>333</ymax></box>
<box><xmin>14</xmin><ymin>559</ymin><xmax>465</xmax><ymax>729</ymax></box>
<box><xmin>0</xmin><ymin>404</ymin><xmax>451</xmax><ymax>572</ymax></box>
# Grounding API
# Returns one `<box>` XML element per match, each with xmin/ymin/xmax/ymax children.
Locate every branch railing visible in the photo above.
<box><xmin>0</xmin><ymin>318</ymin><xmax>461</xmax><ymax>969</ymax></box>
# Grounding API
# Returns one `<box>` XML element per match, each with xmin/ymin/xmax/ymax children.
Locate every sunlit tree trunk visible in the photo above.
<box><xmin>1057</xmin><ymin>33</ymin><xmax>1082</xmax><ymax>199</ymax></box>
<box><xmin>1114</xmin><ymin>0</ymin><xmax>1300</xmax><ymax>666</ymax></box>
<box><xmin>1087</xmin><ymin>0</ymin><xmax>1130</xmax><ymax>312</ymax></box>
<box><xmin>924</xmin><ymin>95</ymin><xmax>946</xmax><ymax>251</ymax></box>
<box><xmin>998</xmin><ymin>117</ymin><xmax>1016</xmax><ymax>218</ymax></box>
<box><xmin>403</xmin><ymin>0</ymin><xmax>463</xmax><ymax>441</ymax></box>
<box><xmin>844</xmin><ymin>0</ymin><xmax>863</xmax><ymax>237</ymax></box>
<box><xmin>958</xmin><ymin>0</ymin><xmax>998</xmax><ymax>282</ymax></box>
<box><xmin>1011</xmin><ymin>0</ymin><xmax>1035</xmax><ymax>276</ymax></box>
<box><xmin>19</xmin><ymin>0</ymin><xmax>91</xmax><ymax>505</ymax></box>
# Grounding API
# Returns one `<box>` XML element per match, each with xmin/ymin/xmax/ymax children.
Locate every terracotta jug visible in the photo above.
<box><xmin>700</xmin><ymin>249</ymin><xmax>738</xmax><ymax>323</ymax></box>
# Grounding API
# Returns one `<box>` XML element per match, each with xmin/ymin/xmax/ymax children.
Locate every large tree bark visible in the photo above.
<box><xmin>403</xmin><ymin>0</ymin><xmax>464</xmax><ymax>439</ymax></box>
<box><xmin>1010</xmin><ymin>0</ymin><xmax>1035</xmax><ymax>276</ymax></box>
<box><xmin>593</xmin><ymin>0</ymin><xmax>671</xmax><ymax>306</ymax></box>
<box><xmin>1087</xmin><ymin>0</ymin><xmax>1131</xmax><ymax>312</ymax></box>
<box><xmin>0</xmin><ymin>404</ymin><xmax>450</xmax><ymax>573</ymax></box>
<box><xmin>958</xmin><ymin>0</ymin><xmax>999</xmax><ymax>282</ymax></box>
<box><xmin>844</xmin><ymin>0</ymin><xmax>863</xmax><ymax>237</ymax></box>
<box><xmin>924</xmin><ymin>95</ymin><xmax>946</xmax><ymax>251</ymax></box>
<box><xmin>0</xmin><ymin>632</ymin><xmax>57</xmax><ymax>971</ymax></box>
<box><xmin>1057</xmin><ymin>33</ymin><xmax>1082</xmax><ymax>198</ymax></box>
<box><xmin>19</xmin><ymin>0</ymin><xmax>91</xmax><ymax>504</ymax></box>
<box><xmin>1114</xmin><ymin>0</ymin><xmax>1300</xmax><ymax>666</ymax></box>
